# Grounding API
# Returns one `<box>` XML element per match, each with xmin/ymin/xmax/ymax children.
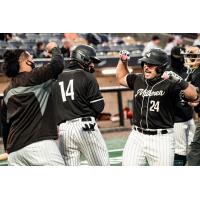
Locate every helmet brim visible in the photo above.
<box><xmin>139</xmin><ymin>57</ymin><xmax>161</xmax><ymax>66</ymax></box>
<box><xmin>91</xmin><ymin>56</ymin><xmax>101</xmax><ymax>64</ymax></box>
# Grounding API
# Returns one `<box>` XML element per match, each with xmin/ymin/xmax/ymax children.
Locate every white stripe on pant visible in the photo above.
<box><xmin>122</xmin><ymin>128</ymin><xmax>175</xmax><ymax>166</ymax></box>
<box><xmin>58</xmin><ymin>118</ymin><xmax>110</xmax><ymax>166</ymax></box>
<box><xmin>8</xmin><ymin>140</ymin><xmax>65</xmax><ymax>166</ymax></box>
<box><xmin>174</xmin><ymin>119</ymin><xmax>195</xmax><ymax>156</ymax></box>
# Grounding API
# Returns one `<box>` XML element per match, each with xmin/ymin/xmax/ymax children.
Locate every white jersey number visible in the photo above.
<box><xmin>59</xmin><ymin>80</ymin><xmax>74</xmax><ymax>102</ymax></box>
<box><xmin>149</xmin><ymin>100</ymin><xmax>160</xmax><ymax>112</ymax></box>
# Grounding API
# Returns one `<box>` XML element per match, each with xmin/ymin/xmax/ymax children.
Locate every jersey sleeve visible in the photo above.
<box><xmin>0</xmin><ymin>99</ymin><xmax>10</xmax><ymax>150</ymax></box>
<box><xmin>126</xmin><ymin>73</ymin><xmax>138</xmax><ymax>90</ymax></box>
<box><xmin>24</xmin><ymin>47</ymin><xmax>64</xmax><ymax>85</ymax></box>
<box><xmin>191</xmin><ymin>76</ymin><xmax>200</xmax><ymax>90</ymax></box>
<box><xmin>86</xmin><ymin>74</ymin><xmax>104</xmax><ymax>115</ymax></box>
<box><xmin>169</xmin><ymin>81</ymin><xmax>186</xmax><ymax>103</ymax></box>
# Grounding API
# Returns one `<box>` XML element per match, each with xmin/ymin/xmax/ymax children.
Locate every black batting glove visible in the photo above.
<box><xmin>162</xmin><ymin>71</ymin><xmax>189</xmax><ymax>90</ymax></box>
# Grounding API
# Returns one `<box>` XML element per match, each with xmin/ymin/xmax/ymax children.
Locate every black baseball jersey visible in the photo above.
<box><xmin>52</xmin><ymin>63</ymin><xmax>104</xmax><ymax>124</ymax></box>
<box><xmin>167</xmin><ymin>66</ymin><xmax>193</xmax><ymax>122</ymax></box>
<box><xmin>127</xmin><ymin>73</ymin><xmax>183</xmax><ymax>129</ymax></box>
<box><xmin>188</xmin><ymin>67</ymin><xmax>200</xmax><ymax>114</ymax></box>
<box><xmin>0</xmin><ymin>47</ymin><xmax>64</xmax><ymax>153</ymax></box>
<box><xmin>189</xmin><ymin>67</ymin><xmax>200</xmax><ymax>90</ymax></box>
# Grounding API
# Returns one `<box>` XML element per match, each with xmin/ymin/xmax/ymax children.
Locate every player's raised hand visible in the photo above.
<box><xmin>162</xmin><ymin>71</ymin><xmax>189</xmax><ymax>90</ymax></box>
<box><xmin>162</xmin><ymin>71</ymin><xmax>183</xmax><ymax>83</ymax></box>
<box><xmin>46</xmin><ymin>42</ymin><xmax>58</xmax><ymax>54</ymax></box>
<box><xmin>119</xmin><ymin>50</ymin><xmax>130</xmax><ymax>63</ymax></box>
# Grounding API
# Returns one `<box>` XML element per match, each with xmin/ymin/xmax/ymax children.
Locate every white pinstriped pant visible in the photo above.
<box><xmin>122</xmin><ymin>128</ymin><xmax>175</xmax><ymax>166</ymax></box>
<box><xmin>174</xmin><ymin>119</ymin><xmax>195</xmax><ymax>156</ymax></box>
<box><xmin>58</xmin><ymin>117</ymin><xmax>110</xmax><ymax>166</ymax></box>
<box><xmin>8</xmin><ymin>140</ymin><xmax>65</xmax><ymax>166</ymax></box>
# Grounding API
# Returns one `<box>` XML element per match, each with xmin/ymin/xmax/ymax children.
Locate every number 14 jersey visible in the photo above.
<box><xmin>52</xmin><ymin>66</ymin><xmax>103</xmax><ymax>124</ymax></box>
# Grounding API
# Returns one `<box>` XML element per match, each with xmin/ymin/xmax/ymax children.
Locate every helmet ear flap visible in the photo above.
<box><xmin>155</xmin><ymin>66</ymin><xmax>162</xmax><ymax>74</ymax></box>
<box><xmin>155</xmin><ymin>63</ymin><xmax>168</xmax><ymax>75</ymax></box>
<box><xmin>72</xmin><ymin>50</ymin><xmax>91</xmax><ymax>67</ymax></box>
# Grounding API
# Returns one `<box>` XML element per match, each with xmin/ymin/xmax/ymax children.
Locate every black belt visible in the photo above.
<box><xmin>134</xmin><ymin>126</ymin><xmax>168</xmax><ymax>135</ymax></box>
<box><xmin>59</xmin><ymin>117</ymin><xmax>92</xmax><ymax>125</ymax></box>
<box><xmin>81</xmin><ymin>117</ymin><xmax>92</xmax><ymax>122</ymax></box>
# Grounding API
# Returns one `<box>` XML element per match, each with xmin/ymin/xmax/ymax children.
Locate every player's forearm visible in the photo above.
<box><xmin>50</xmin><ymin>47</ymin><xmax>65</xmax><ymax>77</ymax></box>
<box><xmin>116</xmin><ymin>60</ymin><xmax>129</xmax><ymax>86</ymax></box>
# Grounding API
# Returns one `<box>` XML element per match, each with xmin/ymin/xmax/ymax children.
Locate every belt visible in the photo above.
<box><xmin>134</xmin><ymin>126</ymin><xmax>168</xmax><ymax>135</ymax></box>
<box><xmin>81</xmin><ymin>117</ymin><xmax>92</xmax><ymax>122</ymax></box>
<box><xmin>59</xmin><ymin>117</ymin><xmax>93</xmax><ymax>125</ymax></box>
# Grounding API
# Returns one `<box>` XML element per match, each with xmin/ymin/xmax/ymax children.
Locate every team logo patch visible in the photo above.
<box><xmin>146</xmin><ymin>53</ymin><xmax>151</xmax><ymax>58</ymax></box>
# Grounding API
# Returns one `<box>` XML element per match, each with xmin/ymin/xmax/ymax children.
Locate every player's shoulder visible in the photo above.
<box><xmin>60</xmin><ymin>68</ymin><xmax>95</xmax><ymax>83</ymax></box>
<box><xmin>60</xmin><ymin>68</ymin><xmax>83</xmax><ymax>78</ymax></box>
<box><xmin>127</xmin><ymin>72</ymin><xmax>143</xmax><ymax>81</ymax></box>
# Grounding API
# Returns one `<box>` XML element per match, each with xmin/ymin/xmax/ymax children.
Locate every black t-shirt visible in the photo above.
<box><xmin>52</xmin><ymin>65</ymin><xmax>103</xmax><ymax>124</ymax></box>
<box><xmin>126</xmin><ymin>73</ymin><xmax>182</xmax><ymax>129</ymax></box>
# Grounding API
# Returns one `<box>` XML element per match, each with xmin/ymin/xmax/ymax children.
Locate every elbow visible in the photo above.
<box><xmin>91</xmin><ymin>100</ymin><xmax>105</xmax><ymax>115</ymax></box>
<box><xmin>96</xmin><ymin>101</ymin><xmax>105</xmax><ymax>114</ymax></box>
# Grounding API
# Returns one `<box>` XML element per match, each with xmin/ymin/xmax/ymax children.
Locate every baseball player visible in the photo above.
<box><xmin>52</xmin><ymin>44</ymin><xmax>110</xmax><ymax>166</ymax></box>
<box><xmin>116</xmin><ymin>48</ymin><xmax>198</xmax><ymax>166</ymax></box>
<box><xmin>184</xmin><ymin>46</ymin><xmax>200</xmax><ymax>166</ymax></box>
<box><xmin>0</xmin><ymin>42</ymin><xmax>65</xmax><ymax>166</ymax></box>
<box><xmin>167</xmin><ymin>46</ymin><xmax>195</xmax><ymax>165</ymax></box>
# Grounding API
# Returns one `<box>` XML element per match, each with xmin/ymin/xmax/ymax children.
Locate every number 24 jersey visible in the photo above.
<box><xmin>127</xmin><ymin>73</ymin><xmax>182</xmax><ymax>129</ymax></box>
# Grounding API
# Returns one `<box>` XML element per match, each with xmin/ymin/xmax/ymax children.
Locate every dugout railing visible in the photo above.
<box><xmin>100</xmin><ymin>86</ymin><xmax>131</xmax><ymax>126</ymax></box>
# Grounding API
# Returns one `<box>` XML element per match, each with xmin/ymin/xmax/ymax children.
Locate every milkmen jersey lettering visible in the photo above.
<box><xmin>52</xmin><ymin>66</ymin><xmax>103</xmax><ymax>124</ymax></box>
<box><xmin>127</xmin><ymin>73</ymin><xmax>182</xmax><ymax>129</ymax></box>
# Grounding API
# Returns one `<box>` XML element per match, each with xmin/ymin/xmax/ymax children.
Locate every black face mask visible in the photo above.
<box><xmin>26</xmin><ymin>60</ymin><xmax>35</xmax><ymax>69</ymax></box>
<box><xmin>89</xmin><ymin>67</ymin><xmax>95</xmax><ymax>73</ymax></box>
<box><xmin>171</xmin><ymin>57</ymin><xmax>184</xmax><ymax>71</ymax></box>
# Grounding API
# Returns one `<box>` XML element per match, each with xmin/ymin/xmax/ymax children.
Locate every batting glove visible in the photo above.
<box><xmin>119</xmin><ymin>50</ymin><xmax>130</xmax><ymax>63</ymax></box>
<box><xmin>162</xmin><ymin>71</ymin><xmax>188</xmax><ymax>90</ymax></box>
<box><xmin>162</xmin><ymin>71</ymin><xmax>182</xmax><ymax>81</ymax></box>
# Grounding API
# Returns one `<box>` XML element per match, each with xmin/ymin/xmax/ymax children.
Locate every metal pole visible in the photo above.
<box><xmin>117</xmin><ymin>91</ymin><xmax>124</xmax><ymax>126</ymax></box>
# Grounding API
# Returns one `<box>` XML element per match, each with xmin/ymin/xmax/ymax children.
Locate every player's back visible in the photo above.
<box><xmin>53</xmin><ymin>65</ymin><xmax>100</xmax><ymax>124</ymax></box>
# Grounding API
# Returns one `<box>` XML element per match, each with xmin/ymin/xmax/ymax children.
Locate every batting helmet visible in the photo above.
<box><xmin>139</xmin><ymin>48</ymin><xmax>169</xmax><ymax>74</ymax></box>
<box><xmin>70</xmin><ymin>45</ymin><xmax>101</xmax><ymax>71</ymax></box>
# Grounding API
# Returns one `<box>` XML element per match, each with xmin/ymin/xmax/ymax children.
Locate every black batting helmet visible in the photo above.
<box><xmin>139</xmin><ymin>48</ymin><xmax>169</xmax><ymax>74</ymax></box>
<box><xmin>70</xmin><ymin>45</ymin><xmax>101</xmax><ymax>68</ymax></box>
